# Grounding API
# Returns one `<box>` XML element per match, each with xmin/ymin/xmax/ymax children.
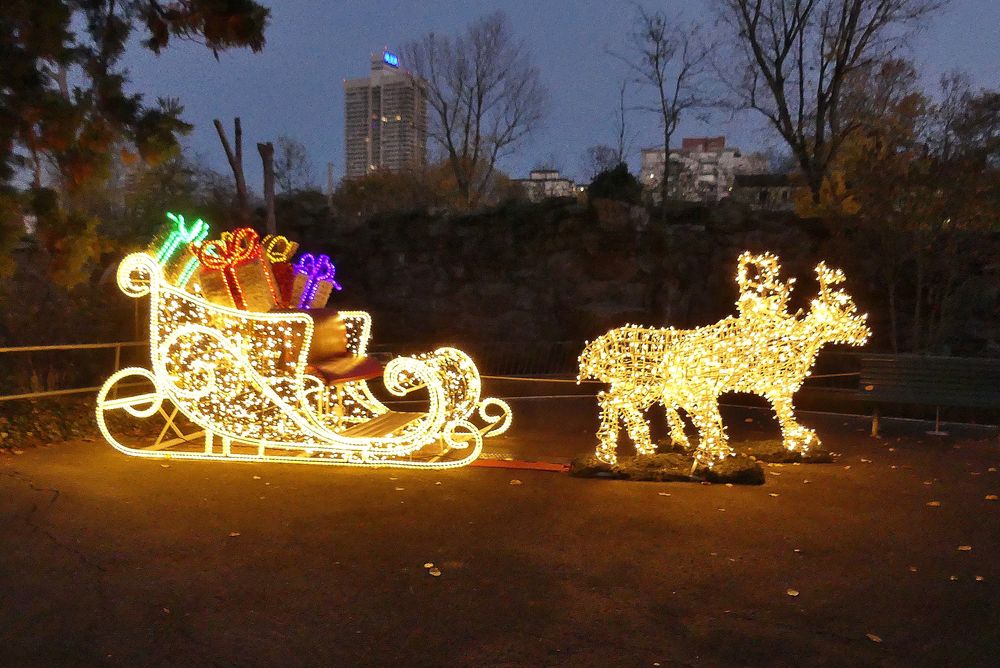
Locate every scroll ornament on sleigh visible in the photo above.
<box><xmin>578</xmin><ymin>251</ymin><xmax>871</xmax><ymax>468</ymax></box>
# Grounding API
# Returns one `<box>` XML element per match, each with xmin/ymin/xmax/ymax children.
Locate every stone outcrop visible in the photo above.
<box><xmin>309</xmin><ymin>198</ymin><xmax>828</xmax><ymax>345</ymax></box>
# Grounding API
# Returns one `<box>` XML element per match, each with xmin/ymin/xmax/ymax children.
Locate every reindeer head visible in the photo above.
<box><xmin>736</xmin><ymin>251</ymin><xmax>794</xmax><ymax>317</ymax></box>
<box><xmin>578</xmin><ymin>333</ymin><xmax>610</xmax><ymax>383</ymax></box>
<box><xmin>807</xmin><ymin>262</ymin><xmax>871</xmax><ymax>346</ymax></box>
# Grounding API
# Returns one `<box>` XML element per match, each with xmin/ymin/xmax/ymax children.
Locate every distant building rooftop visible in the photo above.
<box><xmin>733</xmin><ymin>174</ymin><xmax>791</xmax><ymax>188</ymax></box>
<box><xmin>681</xmin><ymin>136</ymin><xmax>726</xmax><ymax>152</ymax></box>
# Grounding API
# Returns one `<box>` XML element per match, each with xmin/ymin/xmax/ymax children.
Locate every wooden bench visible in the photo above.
<box><xmin>859</xmin><ymin>354</ymin><xmax>1000</xmax><ymax>436</ymax></box>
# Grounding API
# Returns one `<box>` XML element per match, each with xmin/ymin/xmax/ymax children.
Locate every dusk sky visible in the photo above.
<box><xmin>122</xmin><ymin>0</ymin><xmax>1000</xmax><ymax>189</ymax></box>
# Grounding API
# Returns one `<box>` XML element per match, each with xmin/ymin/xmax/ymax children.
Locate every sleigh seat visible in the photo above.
<box><xmin>272</xmin><ymin>307</ymin><xmax>383</xmax><ymax>385</ymax></box>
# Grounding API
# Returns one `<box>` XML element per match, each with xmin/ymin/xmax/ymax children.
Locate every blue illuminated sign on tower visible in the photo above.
<box><xmin>383</xmin><ymin>51</ymin><xmax>399</xmax><ymax>68</ymax></box>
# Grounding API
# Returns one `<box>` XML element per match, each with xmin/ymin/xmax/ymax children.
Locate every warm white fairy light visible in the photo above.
<box><xmin>578</xmin><ymin>252</ymin><xmax>870</xmax><ymax>467</ymax></box>
<box><xmin>96</xmin><ymin>253</ymin><xmax>511</xmax><ymax>468</ymax></box>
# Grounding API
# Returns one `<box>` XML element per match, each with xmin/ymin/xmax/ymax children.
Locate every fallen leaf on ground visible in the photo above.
<box><xmin>926</xmin><ymin>501</ymin><xmax>941</xmax><ymax>507</ymax></box>
<box><xmin>252</xmin><ymin>475</ymin><xmax>260</xmax><ymax>480</ymax></box>
<box><xmin>843</xmin><ymin>465</ymin><xmax>851</xmax><ymax>470</ymax></box>
<box><xmin>428</xmin><ymin>567</ymin><xmax>441</xmax><ymax>577</ymax></box>
<box><xmin>861</xmin><ymin>458</ymin><xmax>872</xmax><ymax>463</ymax></box>
<box><xmin>866</xmin><ymin>633</ymin><xmax>882</xmax><ymax>643</ymax></box>
<box><xmin>510</xmin><ymin>479</ymin><xmax>522</xmax><ymax>486</ymax></box>
<box><xmin>986</xmin><ymin>495</ymin><xmax>998</xmax><ymax>501</ymax></box>
<box><xmin>976</xmin><ymin>575</ymin><xmax>985</xmax><ymax>581</ymax></box>
<box><xmin>434</xmin><ymin>481</ymin><xmax>442</xmax><ymax>485</ymax></box>
<box><xmin>394</xmin><ymin>487</ymin><xmax>404</xmax><ymax>491</ymax></box>
<box><xmin>423</xmin><ymin>562</ymin><xmax>434</xmax><ymax>568</ymax></box>
<box><xmin>786</xmin><ymin>589</ymin><xmax>799</xmax><ymax>597</ymax></box>
<box><xmin>769</xmin><ymin>493</ymin><xmax>779</xmax><ymax>497</ymax></box>
<box><xmin>160</xmin><ymin>464</ymin><xmax>169</xmax><ymax>468</ymax></box>
<box><xmin>958</xmin><ymin>545</ymin><xmax>972</xmax><ymax>551</ymax></box>
<box><xmin>228</xmin><ymin>532</ymin><xmax>240</xmax><ymax>537</ymax></box>
<box><xmin>744</xmin><ymin>418</ymin><xmax>753</xmax><ymax>423</ymax></box>
<box><xmin>657</xmin><ymin>492</ymin><xmax>671</xmax><ymax>496</ymax></box>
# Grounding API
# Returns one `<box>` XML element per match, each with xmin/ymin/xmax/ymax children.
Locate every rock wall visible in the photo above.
<box><xmin>308</xmin><ymin>198</ymin><xmax>835</xmax><ymax>347</ymax></box>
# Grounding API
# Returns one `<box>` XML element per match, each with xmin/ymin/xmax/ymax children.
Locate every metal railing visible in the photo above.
<box><xmin>0</xmin><ymin>341</ymin><xmax>145</xmax><ymax>402</ymax></box>
<box><xmin>0</xmin><ymin>338</ymin><xmax>866</xmax><ymax>404</ymax></box>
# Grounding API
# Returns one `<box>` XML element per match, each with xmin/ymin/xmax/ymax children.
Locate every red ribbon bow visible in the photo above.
<box><xmin>195</xmin><ymin>227</ymin><xmax>261</xmax><ymax>309</ymax></box>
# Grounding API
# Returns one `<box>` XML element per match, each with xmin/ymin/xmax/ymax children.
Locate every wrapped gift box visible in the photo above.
<box><xmin>291</xmin><ymin>253</ymin><xmax>342</xmax><ymax>309</ymax></box>
<box><xmin>194</xmin><ymin>228</ymin><xmax>276</xmax><ymax>312</ymax></box>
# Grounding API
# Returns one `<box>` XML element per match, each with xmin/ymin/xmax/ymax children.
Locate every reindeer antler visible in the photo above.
<box><xmin>815</xmin><ymin>262</ymin><xmax>846</xmax><ymax>298</ymax></box>
<box><xmin>737</xmin><ymin>251</ymin><xmax>793</xmax><ymax>313</ymax></box>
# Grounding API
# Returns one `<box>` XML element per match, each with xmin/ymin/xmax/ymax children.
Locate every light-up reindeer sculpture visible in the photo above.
<box><xmin>578</xmin><ymin>252</ymin><xmax>870</xmax><ymax>467</ymax></box>
<box><xmin>96</xmin><ymin>252</ymin><xmax>512</xmax><ymax>468</ymax></box>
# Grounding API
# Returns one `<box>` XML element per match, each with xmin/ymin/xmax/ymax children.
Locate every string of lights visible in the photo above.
<box><xmin>578</xmin><ymin>251</ymin><xmax>870</xmax><ymax>467</ymax></box>
<box><xmin>96</xmin><ymin>247</ymin><xmax>511</xmax><ymax>468</ymax></box>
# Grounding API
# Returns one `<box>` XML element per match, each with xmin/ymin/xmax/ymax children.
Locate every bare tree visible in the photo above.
<box><xmin>581</xmin><ymin>80</ymin><xmax>637</xmax><ymax>181</ymax></box>
<box><xmin>274</xmin><ymin>135</ymin><xmax>315</xmax><ymax>194</ymax></box>
<box><xmin>613</xmin><ymin>6</ymin><xmax>713</xmax><ymax>220</ymax></box>
<box><xmin>404</xmin><ymin>11</ymin><xmax>546</xmax><ymax>208</ymax></box>
<box><xmin>614</xmin><ymin>79</ymin><xmax>636</xmax><ymax>164</ymax></box>
<box><xmin>257</xmin><ymin>141</ymin><xmax>276</xmax><ymax>234</ymax></box>
<box><xmin>213</xmin><ymin>117</ymin><xmax>250</xmax><ymax>224</ymax></box>
<box><xmin>716</xmin><ymin>0</ymin><xmax>946</xmax><ymax>201</ymax></box>
<box><xmin>582</xmin><ymin>144</ymin><xmax>621</xmax><ymax>181</ymax></box>
<box><xmin>532</xmin><ymin>152</ymin><xmax>563</xmax><ymax>173</ymax></box>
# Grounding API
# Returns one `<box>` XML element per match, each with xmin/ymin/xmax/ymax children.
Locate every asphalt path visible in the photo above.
<box><xmin>2</xmin><ymin>397</ymin><xmax>999</xmax><ymax>666</ymax></box>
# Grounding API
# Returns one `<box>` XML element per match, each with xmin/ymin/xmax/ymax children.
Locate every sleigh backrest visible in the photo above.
<box><xmin>154</xmin><ymin>286</ymin><xmax>313</xmax><ymax>384</ymax></box>
<box><xmin>152</xmin><ymin>284</ymin><xmax>319</xmax><ymax>444</ymax></box>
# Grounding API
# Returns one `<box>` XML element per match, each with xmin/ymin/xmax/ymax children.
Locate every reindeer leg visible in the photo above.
<box><xmin>769</xmin><ymin>394</ymin><xmax>820</xmax><ymax>454</ymax></box>
<box><xmin>622</xmin><ymin>405</ymin><xmax>654</xmax><ymax>456</ymax></box>
<box><xmin>665</xmin><ymin>404</ymin><xmax>690</xmax><ymax>449</ymax></box>
<box><xmin>596</xmin><ymin>391</ymin><xmax>622</xmax><ymax>465</ymax></box>
<box><xmin>688</xmin><ymin>398</ymin><xmax>733</xmax><ymax>466</ymax></box>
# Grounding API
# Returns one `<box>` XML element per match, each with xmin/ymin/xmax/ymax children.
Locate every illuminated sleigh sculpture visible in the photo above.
<box><xmin>96</xmin><ymin>253</ymin><xmax>511</xmax><ymax>468</ymax></box>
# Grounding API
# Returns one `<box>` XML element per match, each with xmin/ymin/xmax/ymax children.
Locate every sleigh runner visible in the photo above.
<box><xmin>96</xmin><ymin>253</ymin><xmax>511</xmax><ymax>468</ymax></box>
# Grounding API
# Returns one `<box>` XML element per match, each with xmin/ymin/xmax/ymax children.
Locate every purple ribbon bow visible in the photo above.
<box><xmin>294</xmin><ymin>253</ymin><xmax>342</xmax><ymax>308</ymax></box>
